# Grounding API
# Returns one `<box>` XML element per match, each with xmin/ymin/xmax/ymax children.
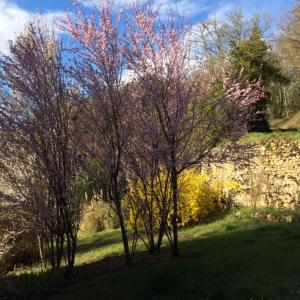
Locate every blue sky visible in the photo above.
<box><xmin>0</xmin><ymin>0</ymin><xmax>297</xmax><ymax>53</ymax></box>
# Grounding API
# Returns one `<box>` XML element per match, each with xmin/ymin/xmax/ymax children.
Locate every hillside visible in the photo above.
<box><xmin>279</xmin><ymin>111</ymin><xmax>300</xmax><ymax>130</ymax></box>
<box><xmin>6</xmin><ymin>208</ymin><xmax>300</xmax><ymax>300</ymax></box>
<box><xmin>271</xmin><ymin>111</ymin><xmax>300</xmax><ymax>130</ymax></box>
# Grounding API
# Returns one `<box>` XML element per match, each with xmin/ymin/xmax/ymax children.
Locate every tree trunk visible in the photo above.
<box><xmin>148</xmin><ymin>217</ymin><xmax>155</xmax><ymax>254</ymax></box>
<box><xmin>170</xmin><ymin>162</ymin><xmax>179</xmax><ymax>257</ymax></box>
<box><xmin>60</xmin><ymin>202</ymin><xmax>77</xmax><ymax>279</ymax></box>
<box><xmin>116</xmin><ymin>200</ymin><xmax>132</xmax><ymax>266</ymax></box>
<box><xmin>37</xmin><ymin>233</ymin><xmax>45</xmax><ymax>268</ymax></box>
<box><xmin>155</xmin><ymin>218</ymin><xmax>166</xmax><ymax>252</ymax></box>
<box><xmin>49</xmin><ymin>236</ymin><xmax>55</xmax><ymax>268</ymax></box>
<box><xmin>56</xmin><ymin>204</ymin><xmax>63</xmax><ymax>268</ymax></box>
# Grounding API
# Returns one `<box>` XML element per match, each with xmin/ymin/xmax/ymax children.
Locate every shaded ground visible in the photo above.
<box><xmin>4</xmin><ymin>208</ymin><xmax>300</xmax><ymax>300</ymax></box>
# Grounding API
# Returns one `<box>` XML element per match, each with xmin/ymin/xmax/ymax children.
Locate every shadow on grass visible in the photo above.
<box><xmin>76</xmin><ymin>210</ymin><xmax>233</xmax><ymax>256</ymax></box>
<box><xmin>76</xmin><ymin>230</ymin><xmax>123</xmax><ymax>255</ymax></box>
<box><xmin>3</xmin><ymin>217</ymin><xmax>300</xmax><ymax>300</ymax></box>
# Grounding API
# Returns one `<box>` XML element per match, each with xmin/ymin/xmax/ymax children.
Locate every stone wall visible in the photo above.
<box><xmin>203</xmin><ymin>139</ymin><xmax>300</xmax><ymax>209</ymax></box>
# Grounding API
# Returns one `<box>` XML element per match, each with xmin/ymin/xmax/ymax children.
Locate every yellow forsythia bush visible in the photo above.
<box><xmin>123</xmin><ymin>172</ymin><xmax>171</xmax><ymax>229</ymax></box>
<box><xmin>124</xmin><ymin>168</ymin><xmax>240</xmax><ymax>229</ymax></box>
<box><xmin>178</xmin><ymin>169</ymin><xmax>240</xmax><ymax>227</ymax></box>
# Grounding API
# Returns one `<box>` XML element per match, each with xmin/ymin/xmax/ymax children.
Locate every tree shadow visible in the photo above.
<box><xmin>76</xmin><ymin>230</ymin><xmax>123</xmax><ymax>255</ymax></box>
<box><xmin>3</xmin><ymin>219</ymin><xmax>300</xmax><ymax>300</ymax></box>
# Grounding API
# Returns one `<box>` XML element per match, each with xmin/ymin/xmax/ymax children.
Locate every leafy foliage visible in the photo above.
<box><xmin>230</xmin><ymin>25</ymin><xmax>287</xmax><ymax>131</ymax></box>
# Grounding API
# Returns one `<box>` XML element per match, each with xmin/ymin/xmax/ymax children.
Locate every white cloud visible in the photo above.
<box><xmin>78</xmin><ymin>0</ymin><xmax>97</xmax><ymax>7</ymax></box>
<box><xmin>42</xmin><ymin>11</ymin><xmax>66</xmax><ymax>32</ymax></box>
<box><xmin>79</xmin><ymin>0</ymin><xmax>209</xmax><ymax>17</ymax></box>
<box><xmin>121</xmin><ymin>68</ymin><xmax>136</xmax><ymax>84</ymax></box>
<box><xmin>0</xmin><ymin>0</ymin><xmax>64</xmax><ymax>55</ymax></box>
<box><xmin>154</xmin><ymin>0</ymin><xmax>208</xmax><ymax>17</ymax></box>
<box><xmin>208</xmin><ymin>3</ymin><xmax>234</xmax><ymax>21</ymax></box>
<box><xmin>0</xmin><ymin>0</ymin><xmax>31</xmax><ymax>54</ymax></box>
<box><xmin>79</xmin><ymin>0</ymin><xmax>133</xmax><ymax>8</ymax></box>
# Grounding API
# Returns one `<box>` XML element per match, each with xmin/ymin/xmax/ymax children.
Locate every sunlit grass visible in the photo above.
<box><xmin>240</xmin><ymin>130</ymin><xmax>300</xmax><ymax>144</ymax></box>
<box><xmin>75</xmin><ymin>229</ymin><xmax>125</xmax><ymax>265</ymax></box>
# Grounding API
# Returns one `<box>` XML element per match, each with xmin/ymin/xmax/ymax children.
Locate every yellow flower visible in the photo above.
<box><xmin>124</xmin><ymin>168</ymin><xmax>240</xmax><ymax>228</ymax></box>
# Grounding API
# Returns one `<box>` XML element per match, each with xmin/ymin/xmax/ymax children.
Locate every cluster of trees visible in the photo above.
<box><xmin>195</xmin><ymin>4</ymin><xmax>300</xmax><ymax>126</ymax></box>
<box><xmin>276</xmin><ymin>3</ymin><xmax>300</xmax><ymax>118</ymax></box>
<box><xmin>0</xmin><ymin>1</ymin><xmax>265</xmax><ymax>276</ymax></box>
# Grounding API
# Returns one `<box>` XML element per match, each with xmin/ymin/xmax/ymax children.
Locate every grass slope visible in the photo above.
<box><xmin>279</xmin><ymin>111</ymin><xmax>300</xmax><ymax>130</ymax></box>
<box><xmin>270</xmin><ymin>111</ymin><xmax>300</xmax><ymax>131</ymax></box>
<box><xmin>239</xmin><ymin>111</ymin><xmax>300</xmax><ymax>144</ymax></box>
<box><xmin>13</xmin><ymin>208</ymin><xmax>300</xmax><ymax>300</ymax></box>
<box><xmin>240</xmin><ymin>130</ymin><xmax>300</xmax><ymax>144</ymax></box>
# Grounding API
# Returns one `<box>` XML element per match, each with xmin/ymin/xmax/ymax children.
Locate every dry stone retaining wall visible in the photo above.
<box><xmin>203</xmin><ymin>140</ymin><xmax>300</xmax><ymax>209</ymax></box>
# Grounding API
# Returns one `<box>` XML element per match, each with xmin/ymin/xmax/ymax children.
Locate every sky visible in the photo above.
<box><xmin>0</xmin><ymin>0</ymin><xmax>297</xmax><ymax>54</ymax></box>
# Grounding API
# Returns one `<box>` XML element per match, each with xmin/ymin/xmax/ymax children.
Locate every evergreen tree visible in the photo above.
<box><xmin>230</xmin><ymin>25</ymin><xmax>287</xmax><ymax>131</ymax></box>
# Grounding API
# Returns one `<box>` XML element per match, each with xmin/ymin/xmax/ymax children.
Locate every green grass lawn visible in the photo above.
<box><xmin>240</xmin><ymin>130</ymin><xmax>300</xmax><ymax>144</ymax></box>
<box><xmin>8</xmin><ymin>208</ymin><xmax>300</xmax><ymax>300</ymax></box>
<box><xmin>238</xmin><ymin>111</ymin><xmax>300</xmax><ymax>144</ymax></box>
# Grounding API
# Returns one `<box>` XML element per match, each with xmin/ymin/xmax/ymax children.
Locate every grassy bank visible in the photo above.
<box><xmin>5</xmin><ymin>208</ymin><xmax>300</xmax><ymax>300</ymax></box>
<box><xmin>240</xmin><ymin>130</ymin><xmax>300</xmax><ymax>144</ymax></box>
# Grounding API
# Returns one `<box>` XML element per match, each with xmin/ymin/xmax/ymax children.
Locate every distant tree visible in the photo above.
<box><xmin>278</xmin><ymin>3</ymin><xmax>300</xmax><ymax>72</ymax></box>
<box><xmin>276</xmin><ymin>3</ymin><xmax>300</xmax><ymax>116</ymax></box>
<box><xmin>229</xmin><ymin>24</ymin><xmax>287</xmax><ymax>131</ymax></box>
<box><xmin>194</xmin><ymin>10</ymin><xmax>269</xmax><ymax>70</ymax></box>
<box><xmin>195</xmin><ymin>11</ymin><xmax>287</xmax><ymax>129</ymax></box>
